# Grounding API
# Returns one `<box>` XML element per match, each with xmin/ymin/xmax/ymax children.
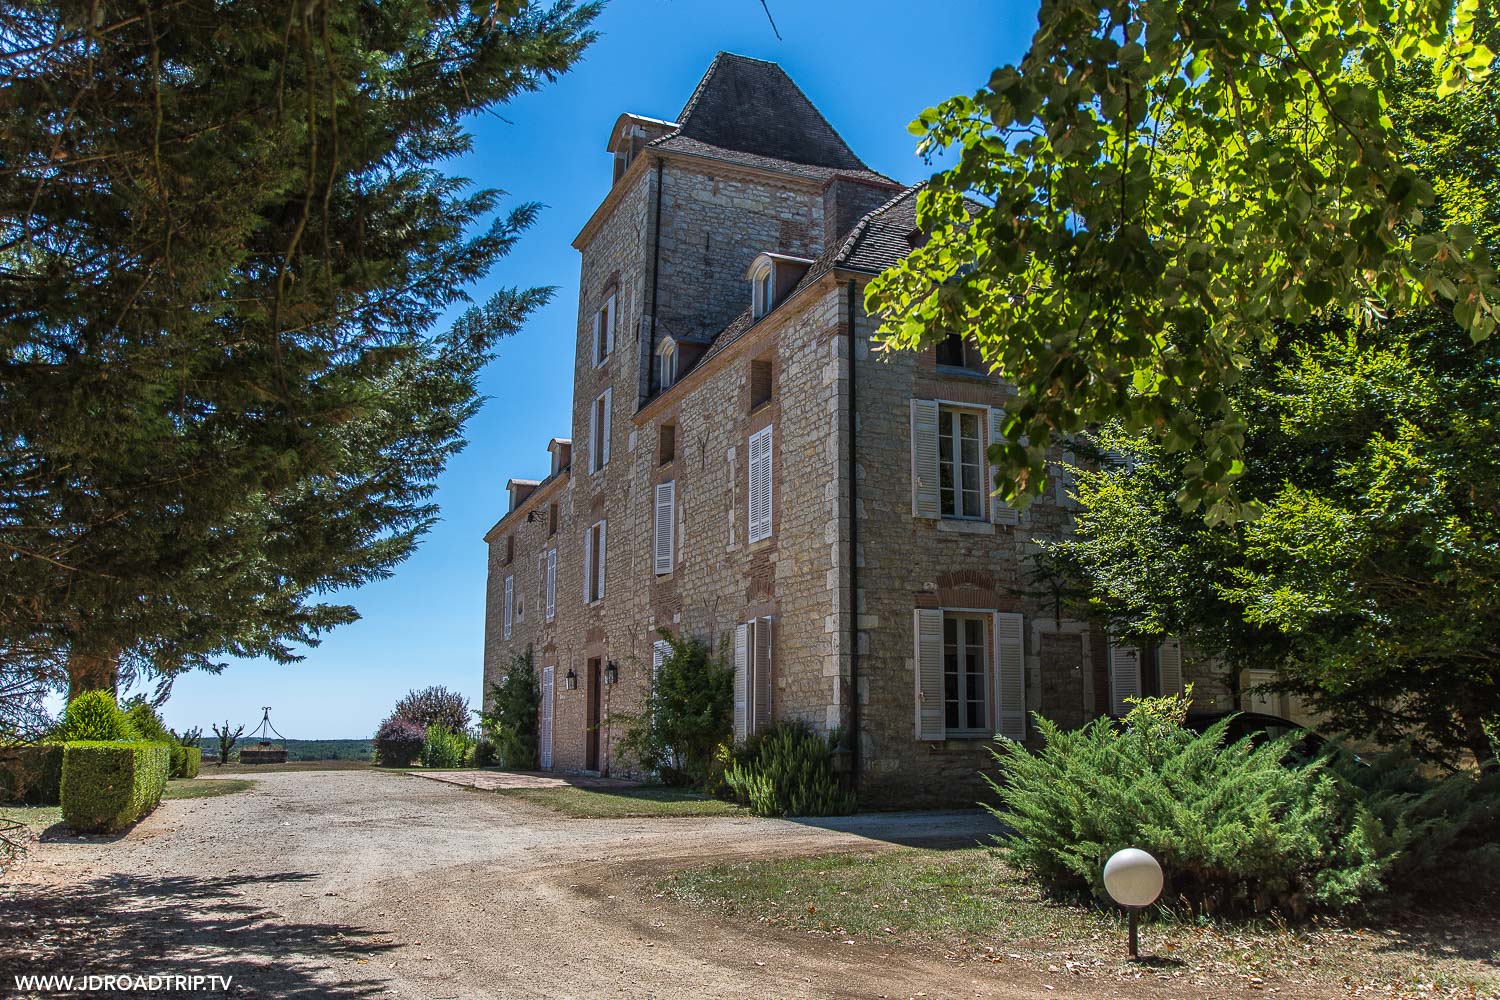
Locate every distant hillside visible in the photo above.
<box><xmin>198</xmin><ymin>738</ymin><xmax>373</xmax><ymax>762</ymax></box>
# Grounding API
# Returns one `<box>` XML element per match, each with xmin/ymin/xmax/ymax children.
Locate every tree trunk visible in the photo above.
<box><xmin>1458</xmin><ymin>704</ymin><xmax>1498</xmax><ymax>773</ymax></box>
<box><xmin>66</xmin><ymin>647</ymin><xmax>120</xmax><ymax>701</ymax></box>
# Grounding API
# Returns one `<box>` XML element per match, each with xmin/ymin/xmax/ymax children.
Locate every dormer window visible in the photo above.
<box><xmin>753</xmin><ymin>263</ymin><xmax>774</xmax><ymax>319</ymax></box>
<box><xmin>659</xmin><ymin>340</ymin><xmax>678</xmax><ymax>388</ymax></box>
<box><xmin>746</xmin><ymin>252</ymin><xmax>813</xmax><ymax>322</ymax></box>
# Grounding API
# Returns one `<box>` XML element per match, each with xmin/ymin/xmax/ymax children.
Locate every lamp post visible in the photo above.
<box><xmin>1102</xmin><ymin>848</ymin><xmax>1163</xmax><ymax>959</ymax></box>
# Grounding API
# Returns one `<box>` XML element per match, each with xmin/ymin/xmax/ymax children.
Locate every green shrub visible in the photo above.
<box><xmin>168</xmin><ymin>744</ymin><xmax>202</xmax><ymax>779</ymax></box>
<box><xmin>469</xmin><ymin>737</ymin><xmax>497</xmax><ymax>768</ymax></box>
<box><xmin>617</xmin><ymin>630</ymin><xmax>733</xmax><ymax>787</ymax></box>
<box><xmin>53</xmin><ymin>691</ymin><xmax>139</xmax><ymax>742</ymax></box>
<box><xmin>419</xmin><ymin>723</ymin><xmax>467</xmax><ymax>768</ymax></box>
<box><xmin>723</xmin><ymin>721</ymin><xmax>855</xmax><ymax>817</ymax></box>
<box><xmin>0</xmin><ymin>744</ymin><xmax>65</xmax><ymax>804</ymax></box>
<box><xmin>60</xmin><ymin>741</ymin><xmax>170</xmax><ymax>833</ymax></box>
<box><xmin>987</xmin><ymin>692</ymin><xmax>1500</xmax><ymax>915</ymax></box>
<box><xmin>480</xmin><ymin>648</ymin><xmax>540</xmax><ymax>769</ymax></box>
<box><xmin>123</xmin><ymin>700</ymin><xmax>173</xmax><ymax>743</ymax></box>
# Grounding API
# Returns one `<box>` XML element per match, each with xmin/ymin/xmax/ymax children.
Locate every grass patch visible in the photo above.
<box><xmin>0</xmin><ymin>803</ymin><xmax>62</xmax><ymax>835</ymax></box>
<box><xmin>498</xmin><ymin>785</ymin><xmax>749</xmax><ymax>819</ymax></box>
<box><xmin>162</xmin><ymin>778</ymin><xmax>254</xmax><ymax>800</ymax></box>
<box><xmin>659</xmin><ymin>847</ymin><xmax>1500</xmax><ymax>996</ymax></box>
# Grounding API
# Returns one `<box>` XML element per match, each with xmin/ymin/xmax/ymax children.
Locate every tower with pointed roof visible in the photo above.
<box><xmin>482</xmin><ymin>54</ymin><xmax>1234</xmax><ymax>805</ymax></box>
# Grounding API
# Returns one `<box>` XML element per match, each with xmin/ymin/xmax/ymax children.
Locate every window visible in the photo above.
<box><xmin>747</xmin><ymin>426</ymin><xmax>773</xmax><ymax>543</ymax></box>
<box><xmin>589</xmin><ymin>388</ymin><xmax>612</xmax><ymax>473</ymax></box>
<box><xmin>502</xmin><ymin>576</ymin><xmax>514</xmax><ymax>640</ymax></box>
<box><xmin>752</xmin><ymin>263</ymin><xmax>774</xmax><ymax>318</ymax></box>
<box><xmin>733</xmin><ymin>617</ymin><xmax>774</xmax><ymax>741</ymax></box>
<box><xmin>659</xmin><ymin>342</ymin><xmax>677</xmax><ymax>388</ymax></box>
<box><xmin>936</xmin><ymin>333</ymin><xmax>982</xmax><ymax>371</ymax></box>
<box><xmin>749</xmin><ymin>358</ymin><xmax>772</xmax><ymax>410</ymax></box>
<box><xmin>658</xmin><ymin>424</ymin><xmax>676</xmax><ymax>466</ymax></box>
<box><xmin>548</xmin><ymin>502</ymin><xmax>558</xmax><ymax>537</ymax></box>
<box><xmin>1110</xmin><ymin>638</ymin><xmax>1183</xmax><ymax>715</ymax></box>
<box><xmin>943</xmin><ymin>614</ymin><xmax>987</xmax><ymax>733</ymax></box>
<box><xmin>653</xmin><ymin>481</ymin><xmax>675</xmax><ymax>575</ymax></box>
<box><xmin>914</xmin><ymin>609</ymin><xmax>1025</xmax><ymax>741</ymax></box>
<box><xmin>591</xmin><ymin>291</ymin><xmax>617</xmax><ymax>366</ymax></box>
<box><xmin>583</xmin><ymin>521</ymin><xmax>606</xmax><ymax>603</ymax></box>
<box><xmin>545</xmin><ymin>548</ymin><xmax>557</xmax><ymax>621</ymax></box>
<box><xmin>938</xmin><ymin>407</ymin><xmax>983</xmax><ymax>519</ymax></box>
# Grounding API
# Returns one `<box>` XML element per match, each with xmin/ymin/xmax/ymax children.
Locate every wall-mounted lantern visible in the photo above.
<box><xmin>604</xmin><ymin>661</ymin><xmax>619</xmax><ymax>685</ymax></box>
<box><xmin>564</xmin><ymin>668</ymin><xmax>578</xmax><ymax>690</ymax></box>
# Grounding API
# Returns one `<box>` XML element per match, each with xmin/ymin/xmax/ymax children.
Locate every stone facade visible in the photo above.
<box><xmin>481</xmin><ymin>53</ymin><xmax>1239</xmax><ymax>806</ymax></box>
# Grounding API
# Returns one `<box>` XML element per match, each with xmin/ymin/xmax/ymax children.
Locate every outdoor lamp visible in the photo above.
<box><xmin>1103</xmin><ymin>847</ymin><xmax>1163</xmax><ymax>959</ymax></box>
<box><xmin>604</xmin><ymin>662</ymin><xmax>619</xmax><ymax>685</ymax></box>
<box><xmin>564</xmin><ymin>668</ymin><xmax>578</xmax><ymax>690</ymax></box>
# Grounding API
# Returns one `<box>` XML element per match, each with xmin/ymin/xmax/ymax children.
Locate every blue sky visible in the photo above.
<box><xmin>154</xmin><ymin>0</ymin><xmax>1041</xmax><ymax>738</ymax></box>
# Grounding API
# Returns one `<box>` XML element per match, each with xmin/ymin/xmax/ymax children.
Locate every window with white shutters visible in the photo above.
<box><xmin>654</xmin><ymin>481</ymin><xmax>675</xmax><ymax>575</ymax></box>
<box><xmin>544</xmin><ymin>548</ymin><xmax>556</xmax><ymax>621</ymax></box>
<box><xmin>938</xmin><ymin>407</ymin><xmax>983</xmax><ymax>519</ymax></box>
<box><xmin>913</xmin><ymin>609</ymin><xmax>945</xmax><ymax>739</ymax></box>
<box><xmin>1109</xmin><ymin>640</ymin><xmax>1141</xmax><ymax>716</ymax></box>
<box><xmin>987</xmin><ymin>407</ymin><xmax>1020</xmax><ymax>525</ymax></box>
<box><xmin>502</xmin><ymin>576</ymin><xmax>514</xmax><ymax>640</ymax></box>
<box><xmin>732</xmin><ymin>618</ymin><xmax>774</xmax><ymax>741</ymax></box>
<box><xmin>747</xmin><ymin>426</ymin><xmax>773</xmax><ymax>543</ymax></box>
<box><xmin>592</xmin><ymin>291</ymin><xmax>616</xmax><ymax>366</ymax></box>
<box><xmin>584</xmin><ymin>521</ymin><xmax>606</xmax><ymax>603</ymax></box>
<box><xmin>994</xmin><ymin>612</ymin><xmax>1026</xmax><ymax>740</ymax></box>
<box><xmin>539</xmin><ymin>666</ymin><xmax>555</xmax><ymax>769</ymax></box>
<box><xmin>942</xmin><ymin>613</ymin><xmax>988</xmax><ymax>734</ymax></box>
<box><xmin>589</xmin><ymin>389</ymin><xmax>612</xmax><ymax>473</ymax></box>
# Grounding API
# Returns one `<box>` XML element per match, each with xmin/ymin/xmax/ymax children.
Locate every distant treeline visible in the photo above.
<box><xmin>198</xmin><ymin>738</ymin><xmax>373</xmax><ymax>762</ymax></box>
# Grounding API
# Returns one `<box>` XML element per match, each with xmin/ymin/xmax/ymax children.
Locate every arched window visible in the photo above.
<box><xmin>752</xmin><ymin>263</ymin><xmax>774</xmax><ymax>319</ymax></box>
<box><xmin>659</xmin><ymin>340</ymin><xmax>678</xmax><ymax>388</ymax></box>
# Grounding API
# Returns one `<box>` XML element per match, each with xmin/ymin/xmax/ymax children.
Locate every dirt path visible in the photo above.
<box><xmin>0</xmin><ymin>770</ymin><xmax>1311</xmax><ymax>999</ymax></box>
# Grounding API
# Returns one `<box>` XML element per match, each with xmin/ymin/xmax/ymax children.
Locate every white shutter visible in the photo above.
<box><xmin>733</xmin><ymin>623</ymin><xmax>750</xmax><ymax>742</ymax></box>
<box><xmin>605</xmin><ymin>293</ymin><xmax>617</xmax><ymax>355</ymax></box>
<box><xmin>652</xmin><ymin>639</ymin><xmax>670</xmax><ymax>691</ymax></box>
<box><xmin>539</xmin><ymin>666</ymin><xmax>555</xmax><ymax>769</ymax></box>
<box><xmin>654</xmin><ymin>481</ymin><xmax>675</xmax><ymax>574</ymax></box>
<box><xmin>503</xmin><ymin>576</ymin><xmax>514</xmax><ymax>639</ymax></box>
<box><xmin>596</xmin><ymin>520</ymin><xmax>607</xmax><ymax>600</ymax></box>
<box><xmin>538</xmin><ymin>552</ymin><xmax>546</xmax><ymax>598</ymax></box>
<box><xmin>910</xmin><ymin>399</ymin><xmax>940</xmax><ymax>518</ymax></box>
<box><xmin>988</xmin><ymin>407</ymin><xmax>1020</xmax><ymax>526</ymax></box>
<box><xmin>545</xmin><ymin>548</ymin><xmax>556</xmax><ymax>621</ymax></box>
<box><xmin>583</xmin><ymin>525</ymin><xmax>594</xmax><ymax>603</ymax></box>
<box><xmin>994</xmin><ymin>612</ymin><xmax>1026</xmax><ymax>740</ymax></box>
<box><xmin>600</xmin><ymin>388</ymin><xmax>612</xmax><ymax>467</ymax></box>
<box><xmin>747</xmin><ymin>426</ymin><xmax>773</xmax><ymax>543</ymax></box>
<box><xmin>913</xmin><ymin>609</ymin><xmax>945</xmax><ymax>740</ymax></box>
<box><xmin>591</xmin><ymin>308</ymin><xmax>602</xmax><ymax>366</ymax></box>
<box><xmin>1158</xmin><ymin>638</ymin><xmax>1184</xmax><ymax>696</ymax></box>
<box><xmin>1109</xmin><ymin>640</ymin><xmax>1141</xmax><ymax>716</ymax></box>
<box><xmin>754</xmin><ymin>617</ymin><xmax>773</xmax><ymax>733</ymax></box>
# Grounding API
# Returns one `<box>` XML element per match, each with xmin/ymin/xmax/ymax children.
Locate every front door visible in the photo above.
<box><xmin>539</xmin><ymin>666</ymin><xmax>554</xmax><ymax>770</ymax></box>
<box><xmin>585</xmin><ymin>658</ymin><xmax>602</xmax><ymax>771</ymax></box>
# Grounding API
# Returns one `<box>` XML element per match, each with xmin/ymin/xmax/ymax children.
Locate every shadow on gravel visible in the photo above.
<box><xmin>0</xmin><ymin>870</ymin><xmax>396</xmax><ymax>998</ymax></box>
<box><xmin>787</xmin><ymin>809</ymin><xmax>1006</xmax><ymax>850</ymax></box>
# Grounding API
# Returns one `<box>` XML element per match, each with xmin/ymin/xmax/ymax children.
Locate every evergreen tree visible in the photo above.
<box><xmin>0</xmin><ymin>0</ymin><xmax>598</xmax><ymax>694</ymax></box>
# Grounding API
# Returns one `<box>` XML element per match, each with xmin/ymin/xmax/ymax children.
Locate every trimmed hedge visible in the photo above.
<box><xmin>171</xmin><ymin>745</ymin><xmax>202</xmax><ymax>779</ymax></box>
<box><xmin>60</xmin><ymin>742</ymin><xmax>170</xmax><ymax>833</ymax></box>
<box><xmin>0</xmin><ymin>744</ymin><xmax>65</xmax><ymax>804</ymax></box>
<box><xmin>53</xmin><ymin>690</ymin><xmax>139</xmax><ymax>742</ymax></box>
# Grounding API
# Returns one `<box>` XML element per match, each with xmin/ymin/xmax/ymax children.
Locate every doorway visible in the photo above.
<box><xmin>539</xmin><ymin>666</ymin><xmax>554</xmax><ymax>770</ymax></box>
<box><xmin>585</xmin><ymin>657</ymin><xmax>602</xmax><ymax>771</ymax></box>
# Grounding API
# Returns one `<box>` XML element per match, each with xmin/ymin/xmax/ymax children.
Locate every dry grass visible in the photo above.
<box><xmin>661</xmin><ymin>848</ymin><xmax>1500</xmax><ymax>999</ymax></box>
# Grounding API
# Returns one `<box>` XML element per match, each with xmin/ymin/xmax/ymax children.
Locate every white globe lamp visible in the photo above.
<box><xmin>1103</xmin><ymin>847</ymin><xmax>1163</xmax><ymax>958</ymax></box>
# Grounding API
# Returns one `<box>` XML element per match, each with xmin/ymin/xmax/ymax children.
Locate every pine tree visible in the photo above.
<box><xmin>0</xmin><ymin>0</ymin><xmax>598</xmax><ymax>694</ymax></box>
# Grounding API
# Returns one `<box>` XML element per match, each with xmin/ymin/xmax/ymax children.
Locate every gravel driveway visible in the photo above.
<box><xmin>0</xmin><ymin>770</ymin><xmax>1195</xmax><ymax>999</ymax></box>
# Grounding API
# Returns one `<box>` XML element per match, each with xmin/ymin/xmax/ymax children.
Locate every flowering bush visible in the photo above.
<box><xmin>372</xmin><ymin>716</ymin><xmax>424</xmax><ymax>767</ymax></box>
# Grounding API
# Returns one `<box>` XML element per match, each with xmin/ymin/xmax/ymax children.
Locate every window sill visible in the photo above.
<box><xmin>935</xmin><ymin>518</ymin><xmax>994</xmax><ymax>535</ymax></box>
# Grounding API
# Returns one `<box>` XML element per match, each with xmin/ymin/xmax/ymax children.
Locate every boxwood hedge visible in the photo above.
<box><xmin>60</xmin><ymin>742</ymin><xmax>170</xmax><ymax>833</ymax></box>
<box><xmin>170</xmin><ymin>745</ymin><xmax>202</xmax><ymax>779</ymax></box>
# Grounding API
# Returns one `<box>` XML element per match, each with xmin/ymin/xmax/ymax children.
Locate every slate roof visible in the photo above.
<box><xmin>648</xmin><ymin>53</ymin><xmax>893</xmax><ymax>186</ymax></box>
